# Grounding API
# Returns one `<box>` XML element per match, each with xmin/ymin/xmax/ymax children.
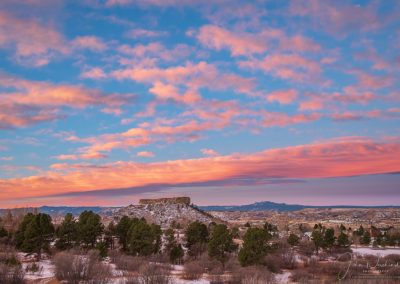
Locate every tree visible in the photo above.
<box><xmin>77</xmin><ymin>211</ymin><xmax>103</xmax><ymax>248</ymax></box>
<box><xmin>238</xmin><ymin>227</ymin><xmax>270</xmax><ymax>266</ymax></box>
<box><xmin>116</xmin><ymin>216</ymin><xmax>135</xmax><ymax>251</ymax></box>
<box><xmin>170</xmin><ymin>244</ymin><xmax>184</xmax><ymax>264</ymax></box>
<box><xmin>311</xmin><ymin>227</ymin><xmax>324</xmax><ymax>254</ymax></box>
<box><xmin>324</xmin><ymin>228</ymin><xmax>336</xmax><ymax>249</ymax></box>
<box><xmin>361</xmin><ymin>231</ymin><xmax>371</xmax><ymax>245</ymax></box>
<box><xmin>263</xmin><ymin>222</ymin><xmax>278</xmax><ymax>238</ymax></box>
<box><xmin>164</xmin><ymin>228</ymin><xmax>176</xmax><ymax>253</ymax></box>
<box><xmin>17</xmin><ymin>213</ymin><xmax>54</xmax><ymax>258</ymax></box>
<box><xmin>287</xmin><ymin>233</ymin><xmax>300</xmax><ymax>247</ymax></box>
<box><xmin>208</xmin><ymin>224</ymin><xmax>236</xmax><ymax>266</ymax></box>
<box><xmin>150</xmin><ymin>223</ymin><xmax>162</xmax><ymax>254</ymax></box>
<box><xmin>185</xmin><ymin>221</ymin><xmax>209</xmax><ymax>257</ymax></box>
<box><xmin>127</xmin><ymin>219</ymin><xmax>161</xmax><ymax>256</ymax></box>
<box><xmin>104</xmin><ymin>221</ymin><xmax>116</xmax><ymax>250</ymax></box>
<box><xmin>55</xmin><ymin>213</ymin><xmax>78</xmax><ymax>250</ymax></box>
<box><xmin>337</xmin><ymin>231</ymin><xmax>350</xmax><ymax>247</ymax></box>
<box><xmin>164</xmin><ymin>227</ymin><xmax>184</xmax><ymax>263</ymax></box>
<box><xmin>15</xmin><ymin>213</ymin><xmax>35</xmax><ymax>249</ymax></box>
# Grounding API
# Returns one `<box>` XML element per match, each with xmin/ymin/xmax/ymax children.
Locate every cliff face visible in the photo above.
<box><xmin>139</xmin><ymin>197</ymin><xmax>190</xmax><ymax>206</ymax></box>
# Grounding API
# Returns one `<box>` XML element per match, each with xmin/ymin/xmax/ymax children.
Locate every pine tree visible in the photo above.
<box><xmin>55</xmin><ymin>213</ymin><xmax>78</xmax><ymax>250</ymax></box>
<box><xmin>185</xmin><ymin>221</ymin><xmax>209</xmax><ymax>257</ymax></box>
<box><xmin>77</xmin><ymin>211</ymin><xmax>104</xmax><ymax>248</ymax></box>
<box><xmin>127</xmin><ymin>219</ymin><xmax>159</xmax><ymax>256</ymax></box>
<box><xmin>116</xmin><ymin>216</ymin><xmax>135</xmax><ymax>251</ymax></box>
<box><xmin>337</xmin><ymin>231</ymin><xmax>350</xmax><ymax>247</ymax></box>
<box><xmin>324</xmin><ymin>228</ymin><xmax>336</xmax><ymax>249</ymax></box>
<box><xmin>287</xmin><ymin>233</ymin><xmax>300</xmax><ymax>246</ymax></box>
<box><xmin>238</xmin><ymin>227</ymin><xmax>270</xmax><ymax>266</ymax></box>
<box><xmin>20</xmin><ymin>213</ymin><xmax>54</xmax><ymax>258</ymax></box>
<box><xmin>208</xmin><ymin>224</ymin><xmax>236</xmax><ymax>267</ymax></box>
<box><xmin>311</xmin><ymin>225</ymin><xmax>324</xmax><ymax>254</ymax></box>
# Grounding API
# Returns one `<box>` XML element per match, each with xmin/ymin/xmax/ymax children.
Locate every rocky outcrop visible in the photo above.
<box><xmin>139</xmin><ymin>197</ymin><xmax>191</xmax><ymax>206</ymax></box>
<box><xmin>112</xmin><ymin>197</ymin><xmax>218</xmax><ymax>228</ymax></box>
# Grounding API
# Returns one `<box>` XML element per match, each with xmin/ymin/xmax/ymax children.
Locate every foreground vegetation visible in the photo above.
<box><xmin>0</xmin><ymin>210</ymin><xmax>399</xmax><ymax>283</ymax></box>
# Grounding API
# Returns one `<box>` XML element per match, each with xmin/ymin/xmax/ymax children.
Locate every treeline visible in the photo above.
<box><xmin>1</xmin><ymin>210</ymin><xmax>400</xmax><ymax>283</ymax></box>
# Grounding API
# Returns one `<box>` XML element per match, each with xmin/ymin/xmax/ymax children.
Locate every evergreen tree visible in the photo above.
<box><xmin>324</xmin><ymin>228</ymin><xmax>336</xmax><ymax>249</ymax></box>
<box><xmin>150</xmin><ymin>223</ymin><xmax>162</xmax><ymax>254</ymax></box>
<box><xmin>361</xmin><ymin>231</ymin><xmax>371</xmax><ymax>245</ymax></box>
<box><xmin>164</xmin><ymin>228</ymin><xmax>176</xmax><ymax>253</ymax></box>
<box><xmin>55</xmin><ymin>213</ymin><xmax>78</xmax><ymax>250</ymax></box>
<box><xmin>14</xmin><ymin>213</ymin><xmax>35</xmax><ymax>249</ymax></box>
<box><xmin>207</xmin><ymin>224</ymin><xmax>236</xmax><ymax>266</ymax></box>
<box><xmin>104</xmin><ymin>221</ymin><xmax>116</xmax><ymax>250</ymax></box>
<box><xmin>311</xmin><ymin>225</ymin><xmax>324</xmax><ymax>254</ymax></box>
<box><xmin>263</xmin><ymin>222</ymin><xmax>278</xmax><ymax>238</ymax></box>
<box><xmin>287</xmin><ymin>233</ymin><xmax>300</xmax><ymax>246</ymax></box>
<box><xmin>19</xmin><ymin>213</ymin><xmax>54</xmax><ymax>258</ymax></box>
<box><xmin>127</xmin><ymin>219</ymin><xmax>160</xmax><ymax>256</ymax></box>
<box><xmin>77</xmin><ymin>211</ymin><xmax>104</xmax><ymax>248</ymax></box>
<box><xmin>337</xmin><ymin>231</ymin><xmax>350</xmax><ymax>247</ymax></box>
<box><xmin>185</xmin><ymin>221</ymin><xmax>209</xmax><ymax>257</ymax></box>
<box><xmin>116</xmin><ymin>216</ymin><xmax>135</xmax><ymax>251</ymax></box>
<box><xmin>238</xmin><ymin>227</ymin><xmax>270</xmax><ymax>266</ymax></box>
<box><xmin>169</xmin><ymin>243</ymin><xmax>184</xmax><ymax>264</ymax></box>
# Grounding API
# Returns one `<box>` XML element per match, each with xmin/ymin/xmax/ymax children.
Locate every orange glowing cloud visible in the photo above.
<box><xmin>0</xmin><ymin>137</ymin><xmax>399</xmax><ymax>205</ymax></box>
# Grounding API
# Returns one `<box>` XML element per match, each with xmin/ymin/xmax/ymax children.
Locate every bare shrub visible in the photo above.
<box><xmin>387</xmin><ymin>266</ymin><xmax>400</xmax><ymax>277</ymax></box>
<box><xmin>298</xmin><ymin>240</ymin><xmax>315</xmax><ymax>257</ymax></box>
<box><xmin>112</xmin><ymin>253</ymin><xmax>144</xmax><ymax>273</ymax></box>
<box><xmin>281</xmin><ymin>250</ymin><xmax>297</xmax><ymax>270</ymax></box>
<box><xmin>54</xmin><ymin>250</ymin><xmax>111</xmax><ymax>284</ymax></box>
<box><xmin>139</xmin><ymin>263</ymin><xmax>170</xmax><ymax>284</ymax></box>
<box><xmin>183</xmin><ymin>261</ymin><xmax>203</xmax><ymax>280</ymax></box>
<box><xmin>237</xmin><ymin>266</ymin><xmax>274</xmax><ymax>284</ymax></box>
<box><xmin>384</xmin><ymin>254</ymin><xmax>400</xmax><ymax>265</ymax></box>
<box><xmin>0</xmin><ymin>263</ymin><xmax>25</xmax><ymax>284</ymax></box>
<box><xmin>291</xmin><ymin>269</ymin><xmax>314</xmax><ymax>282</ymax></box>
<box><xmin>264</xmin><ymin>254</ymin><xmax>282</xmax><ymax>273</ymax></box>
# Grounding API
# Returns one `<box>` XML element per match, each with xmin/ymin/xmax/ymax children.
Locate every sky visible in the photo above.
<box><xmin>0</xmin><ymin>0</ymin><xmax>399</xmax><ymax>208</ymax></box>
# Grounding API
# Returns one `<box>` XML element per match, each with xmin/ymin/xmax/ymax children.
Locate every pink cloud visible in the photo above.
<box><xmin>1</xmin><ymin>137</ymin><xmax>399</xmax><ymax>204</ymax></box>
<box><xmin>80</xmin><ymin>67</ymin><xmax>107</xmax><ymax>79</ymax></box>
<box><xmin>201</xmin><ymin>148</ymin><xmax>219</xmax><ymax>157</ymax></box>
<box><xmin>240</xmin><ymin>54</ymin><xmax>321</xmax><ymax>82</ymax></box>
<box><xmin>126</xmin><ymin>28</ymin><xmax>167</xmax><ymax>38</ymax></box>
<box><xmin>267</xmin><ymin>89</ymin><xmax>298</xmax><ymax>104</ymax></box>
<box><xmin>71</xmin><ymin>36</ymin><xmax>107</xmax><ymax>52</ymax></box>
<box><xmin>289</xmin><ymin>0</ymin><xmax>383</xmax><ymax>36</ymax></box>
<box><xmin>0</xmin><ymin>74</ymin><xmax>134</xmax><ymax>128</ymax></box>
<box><xmin>299</xmin><ymin>99</ymin><xmax>324</xmax><ymax>111</ymax></box>
<box><xmin>197</xmin><ymin>25</ymin><xmax>268</xmax><ymax>56</ymax></box>
<box><xmin>137</xmin><ymin>151</ymin><xmax>155</xmax><ymax>158</ymax></box>
<box><xmin>262</xmin><ymin>112</ymin><xmax>321</xmax><ymax>127</ymax></box>
<box><xmin>0</xmin><ymin>11</ymin><xmax>67</xmax><ymax>66</ymax></box>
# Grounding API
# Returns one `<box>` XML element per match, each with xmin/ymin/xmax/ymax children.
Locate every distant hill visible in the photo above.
<box><xmin>0</xmin><ymin>206</ymin><xmax>116</xmax><ymax>217</ymax></box>
<box><xmin>1</xmin><ymin>201</ymin><xmax>399</xmax><ymax>217</ymax></box>
<box><xmin>199</xmin><ymin>201</ymin><xmax>400</xmax><ymax>212</ymax></box>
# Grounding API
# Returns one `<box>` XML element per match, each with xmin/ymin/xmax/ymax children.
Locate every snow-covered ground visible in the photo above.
<box><xmin>275</xmin><ymin>271</ymin><xmax>291</xmax><ymax>284</ymax></box>
<box><xmin>22</xmin><ymin>259</ymin><xmax>55</xmax><ymax>281</ymax></box>
<box><xmin>351</xmin><ymin>247</ymin><xmax>400</xmax><ymax>256</ymax></box>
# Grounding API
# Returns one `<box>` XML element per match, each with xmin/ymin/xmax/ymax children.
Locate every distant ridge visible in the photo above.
<box><xmin>1</xmin><ymin>201</ymin><xmax>400</xmax><ymax>216</ymax></box>
<box><xmin>198</xmin><ymin>201</ymin><xmax>400</xmax><ymax>212</ymax></box>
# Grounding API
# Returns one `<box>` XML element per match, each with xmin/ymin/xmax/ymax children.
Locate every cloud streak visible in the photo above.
<box><xmin>1</xmin><ymin>137</ymin><xmax>399</xmax><ymax>205</ymax></box>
